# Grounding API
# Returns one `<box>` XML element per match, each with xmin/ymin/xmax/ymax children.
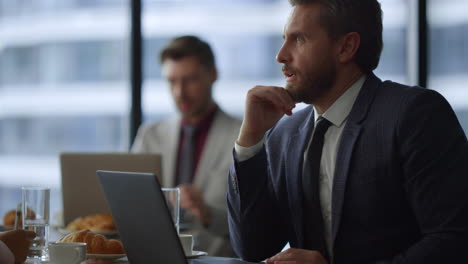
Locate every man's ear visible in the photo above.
<box><xmin>337</xmin><ymin>32</ymin><xmax>361</xmax><ymax>63</ymax></box>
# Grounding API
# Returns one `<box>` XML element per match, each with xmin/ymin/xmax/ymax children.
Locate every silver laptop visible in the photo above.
<box><xmin>60</xmin><ymin>153</ymin><xmax>161</xmax><ymax>226</ymax></box>
<box><xmin>96</xmin><ymin>170</ymin><xmax>259</xmax><ymax>264</ymax></box>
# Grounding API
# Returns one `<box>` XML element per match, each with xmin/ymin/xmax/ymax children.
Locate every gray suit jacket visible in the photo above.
<box><xmin>132</xmin><ymin>108</ymin><xmax>242</xmax><ymax>256</ymax></box>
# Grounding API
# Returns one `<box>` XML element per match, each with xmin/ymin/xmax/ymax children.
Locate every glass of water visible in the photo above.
<box><xmin>22</xmin><ymin>187</ymin><xmax>50</xmax><ymax>260</ymax></box>
<box><xmin>162</xmin><ymin>188</ymin><xmax>180</xmax><ymax>234</ymax></box>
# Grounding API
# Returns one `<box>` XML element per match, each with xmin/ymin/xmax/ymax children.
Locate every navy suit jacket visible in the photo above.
<box><xmin>227</xmin><ymin>73</ymin><xmax>468</xmax><ymax>263</ymax></box>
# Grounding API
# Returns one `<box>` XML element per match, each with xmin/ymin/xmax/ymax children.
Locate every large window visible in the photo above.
<box><xmin>0</xmin><ymin>0</ymin><xmax>129</xmax><ymax>223</ymax></box>
<box><xmin>141</xmin><ymin>1</ymin><xmax>288</xmax><ymax>121</ymax></box>
<box><xmin>141</xmin><ymin>0</ymin><xmax>409</xmax><ymax>122</ymax></box>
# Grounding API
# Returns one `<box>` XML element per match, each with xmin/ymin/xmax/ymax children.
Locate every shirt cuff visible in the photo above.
<box><xmin>234</xmin><ymin>136</ymin><xmax>265</xmax><ymax>162</ymax></box>
<box><xmin>0</xmin><ymin>240</ymin><xmax>14</xmax><ymax>264</ymax></box>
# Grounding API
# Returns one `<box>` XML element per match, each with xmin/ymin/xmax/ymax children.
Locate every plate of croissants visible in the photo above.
<box><xmin>58</xmin><ymin>229</ymin><xmax>126</xmax><ymax>260</ymax></box>
<box><xmin>59</xmin><ymin>213</ymin><xmax>118</xmax><ymax>236</ymax></box>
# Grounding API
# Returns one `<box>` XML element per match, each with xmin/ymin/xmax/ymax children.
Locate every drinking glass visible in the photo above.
<box><xmin>162</xmin><ymin>188</ymin><xmax>180</xmax><ymax>234</ymax></box>
<box><xmin>22</xmin><ymin>187</ymin><xmax>50</xmax><ymax>260</ymax></box>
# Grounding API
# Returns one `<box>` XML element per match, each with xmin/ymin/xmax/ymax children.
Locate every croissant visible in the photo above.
<box><xmin>66</xmin><ymin>213</ymin><xmax>116</xmax><ymax>232</ymax></box>
<box><xmin>58</xmin><ymin>230</ymin><xmax>125</xmax><ymax>254</ymax></box>
<box><xmin>3</xmin><ymin>208</ymin><xmax>36</xmax><ymax>228</ymax></box>
<box><xmin>3</xmin><ymin>210</ymin><xmax>16</xmax><ymax>227</ymax></box>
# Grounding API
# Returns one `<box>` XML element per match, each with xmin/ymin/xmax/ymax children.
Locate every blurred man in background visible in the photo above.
<box><xmin>132</xmin><ymin>36</ymin><xmax>241</xmax><ymax>257</ymax></box>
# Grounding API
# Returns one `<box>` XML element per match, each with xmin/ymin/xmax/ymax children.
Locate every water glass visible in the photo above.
<box><xmin>22</xmin><ymin>187</ymin><xmax>50</xmax><ymax>260</ymax></box>
<box><xmin>162</xmin><ymin>188</ymin><xmax>180</xmax><ymax>234</ymax></box>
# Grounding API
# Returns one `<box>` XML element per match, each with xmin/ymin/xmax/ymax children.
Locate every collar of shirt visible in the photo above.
<box><xmin>314</xmin><ymin>75</ymin><xmax>367</xmax><ymax>127</ymax></box>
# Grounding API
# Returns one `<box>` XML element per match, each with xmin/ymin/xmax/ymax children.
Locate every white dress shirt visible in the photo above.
<box><xmin>235</xmin><ymin>75</ymin><xmax>365</xmax><ymax>260</ymax></box>
<box><xmin>0</xmin><ymin>240</ymin><xmax>14</xmax><ymax>264</ymax></box>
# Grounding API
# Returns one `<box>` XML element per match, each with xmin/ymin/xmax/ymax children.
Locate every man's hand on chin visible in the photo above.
<box><xmin>265</xmin><ymin>248</ymin><xmax>328</xmax><ymax>264</ymax></box>
<box><xmin>237</xmin><ymin>85</ymin><xmax>296</xmax><ymax>147</ymax></box>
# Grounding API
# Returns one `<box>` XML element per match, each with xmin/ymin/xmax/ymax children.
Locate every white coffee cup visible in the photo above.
<box><xmin>179</xmin><ymin>234</ymin><xmax>193</xmax><ymax>256</ymax></box>
<box><xmin>48</xmin><ymin>242</ymin><xmax>86</xmax><ymax>264</ymax></box>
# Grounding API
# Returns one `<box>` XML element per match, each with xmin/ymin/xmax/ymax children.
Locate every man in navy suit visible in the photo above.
<box><xmin>227</xmin><ymin>0</ymin><xmax>468</xmax><ymax>263</ymax></box>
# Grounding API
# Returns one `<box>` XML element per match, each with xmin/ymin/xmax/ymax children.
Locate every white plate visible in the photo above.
<box><xmin>186</xmin><ymin>250</ymin><xmax>208</xmax><ymax>259</ymax></box>
<box><xmin>57</xmin><ymin>227</ymin><xmax>118</xmax><ymax>236</ymax></box>
<box><xmin>87</xmin><ymin>253</ymin><xmax>126</xmax><ymax>260</ymax></box>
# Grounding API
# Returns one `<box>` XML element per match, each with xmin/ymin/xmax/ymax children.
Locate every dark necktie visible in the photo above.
<box><xmin>302</xmin><ymin>117</ymin><xmax>332</xmax><ymax>258</ymax></box>
<box><xmin>177</xmin><ymin>124</ymin><xmax>196</xmax><ymax>185</ymax></box>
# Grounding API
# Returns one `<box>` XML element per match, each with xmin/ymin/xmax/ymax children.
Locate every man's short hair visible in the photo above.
<box><xmin>289</xmin><ymin>0</ymin><xmax>383</xmax><ymax>72</ymax></box>
<box><xmin>159</xmin><ymin>36</ymin><xmax>216</xmax><ymax>70</ymax></box>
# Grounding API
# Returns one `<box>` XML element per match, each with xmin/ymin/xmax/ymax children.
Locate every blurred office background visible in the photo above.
<box><xmin>0</xmin><ymin>0</ymin><xmax>467</xmax><ymax>223</ymax></box>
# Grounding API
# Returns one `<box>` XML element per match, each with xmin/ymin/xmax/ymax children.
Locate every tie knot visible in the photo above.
<box><xmin>315</xmin><ymin>118</ymin><xmax>332</xmax><ymax>135</ymax></box>
<box><xmin>182</xmin><ymin>124</ymin><xmax>196</xmax><ymax>135</ymax></box>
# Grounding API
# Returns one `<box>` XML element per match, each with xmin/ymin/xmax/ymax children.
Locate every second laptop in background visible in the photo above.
<box><xmin>59</xmin><ymin>153</ymin><xmax>161</xmax><ymax>227</ymax></box>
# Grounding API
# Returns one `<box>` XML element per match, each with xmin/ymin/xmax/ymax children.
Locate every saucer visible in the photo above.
<box><xmin>186</xmin><ymin>250</ymin><xmax>208</xmax><ymax>259</ymax></box>
<box><xmin>87</xmin><ymin>253</ymin><xmax>127</xmax><ymax>260</ymax></box>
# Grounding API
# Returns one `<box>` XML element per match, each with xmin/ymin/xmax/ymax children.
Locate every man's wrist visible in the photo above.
<box><xmin>236</xmin><ymin>131</ymin><xmax>266</xmax><ymax>148</ymax></box>
<box><xmin>234</xmin><ymin>136</ymin><xmax>265</xmax><ymax>162</ymax></box>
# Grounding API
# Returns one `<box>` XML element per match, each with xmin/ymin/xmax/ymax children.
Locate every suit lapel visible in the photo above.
<box><xmin>331</xmin><ymin>122</ymin><xmax>361</xmax><ymax>242</ymax></box>
<box><xmin>286</xmin><ymin>107</ymin><xmax>315</xmax><ymax>247</ymax></box>
<box><xmin>331</xmin><ymin>73</ymin><xmax>381</xmax><ymax>245</ymax></box>
<box><xmin>193</xmin><ymin>110</ymin><xmax>226</xmax><ymax>187</ymax></box>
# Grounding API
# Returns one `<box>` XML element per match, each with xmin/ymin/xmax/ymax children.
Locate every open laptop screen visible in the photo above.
<box><xmin>97</xmin><ymin>170</ymin><xmax>261</xmax><ymax>264</ymax></box>
<box><xmin>97</xmin><ymin>170</ymin><xmax>187</xmax><ymax>264</ymax></box>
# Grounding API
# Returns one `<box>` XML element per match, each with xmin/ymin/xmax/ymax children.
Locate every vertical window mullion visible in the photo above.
<box><xmin>130</xmin><ymin>0</ymin><xmax>143</xmax><ymax>148</ymax></box>
<box><xmin>407</xmin><ymin>0</ymin><xmax>427</xmax><ymax>87</ymax></box>
<box><xmin>418</xmin><ymin>0</ymin><xmax>428</xmax><ymax>88</ymax></box>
